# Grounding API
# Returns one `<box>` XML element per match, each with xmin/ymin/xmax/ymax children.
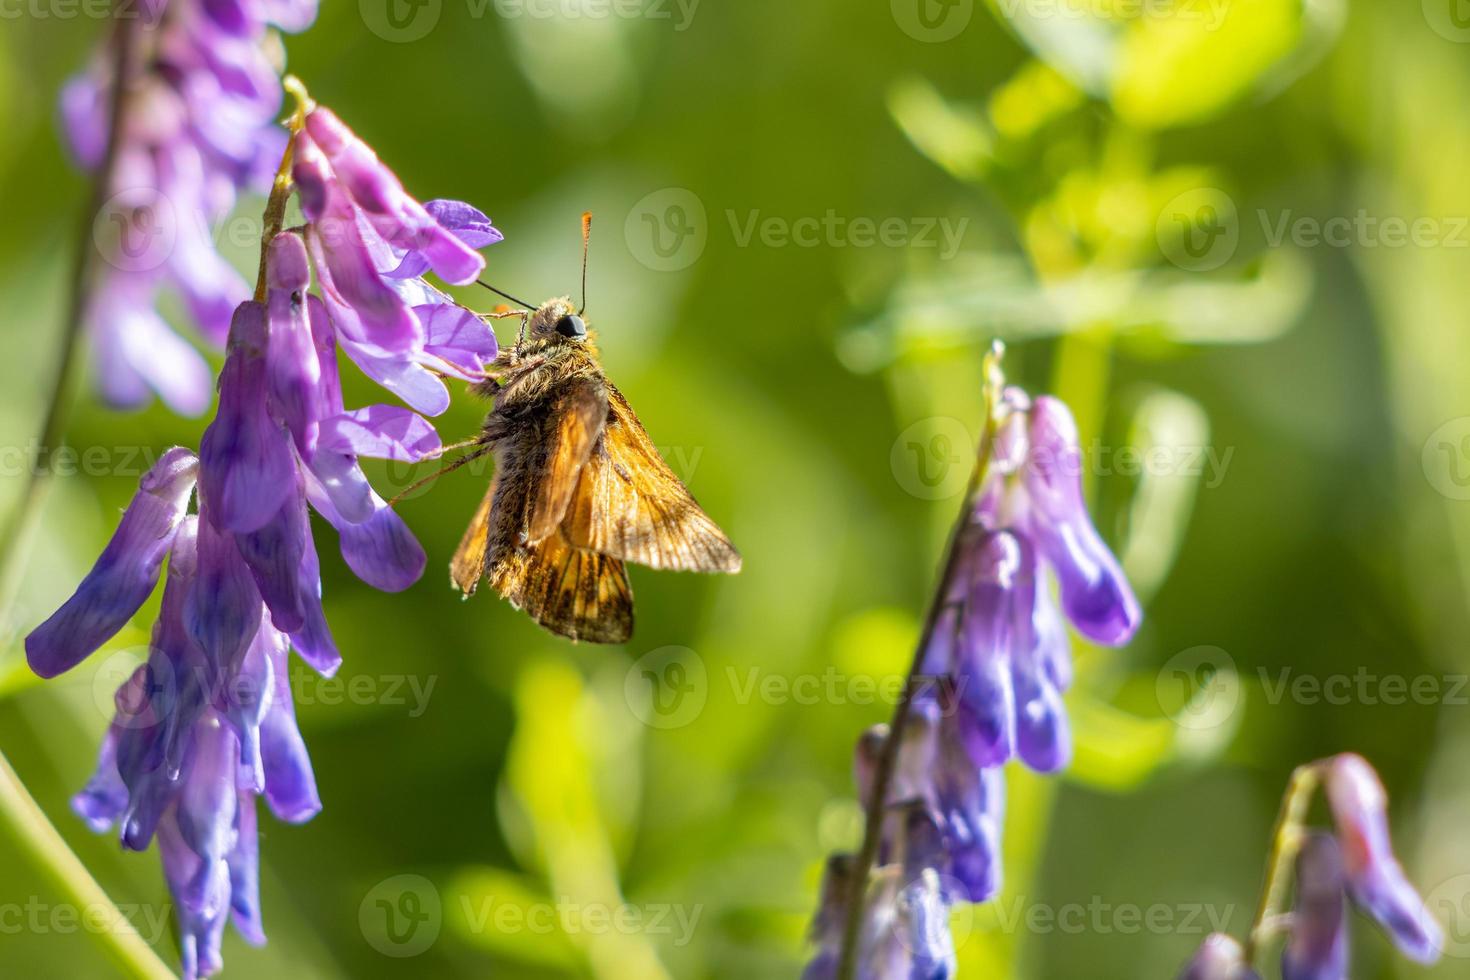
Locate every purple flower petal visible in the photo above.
<box><xmin>186</xmin><ymin>510</ymin><xmax>263</xmax><ymax>683</ymax></box>
<box><xmin>1024</xmin><ymin>396</ymin><xmax>1141</xmax><ymax>647</ymax></box>
<box><xmin>1006</xmin><ymin>535</ymin><xmax>1070</xmax><ymax>773</ymax></box>
<box><xmin>318</xmin><ymin>405</ymin><xmax>441</xmax><ymax>462</ymax></box>
<box><xmin>260</xmin><ymin>630</ymin><xmax>322</xmax><ymax>821</ymax></box>
<box><xmin>227</xmin><ymin>792</ymin><xmax>266</xmax><ymax>945</ymax></box>
<box><xmin>334</xmin><ymin>500</ymin><xmax>427</xmax><ymax>592</ymax></box>
<box><xmin>261</xmin><ymin>0</ymin><xmax>318</xmax><ymax>31</ymax></box>
<box><xmin>175</xmin><ymin>713</ymin><xmax>240</xmax><ymax>914</ymax></box>
<box><xmin>198</xmin><ymin>302</ymin><xmax>296</xmax><ymax>534</ymax></box>
<box><xmin>265</xmin><ymin>233</ymin><xmax>326</xmax><ymax>459</ymax></box>
<box><xmin>935</xmin><ymin>709</ymin><xmax>1005</xmax><ymax>902</ymax></box>
<box><xmin>235</xmin><ymin>487</ymin><xmax>310</xmax><ymax>634</ymax></box>
<box><xmin>425</xmin><ymin>199</ymin><xmax>503</xmax><ymax>249</ymax></box>
<box><xmin>336</xmin><ymin>334</ymin><xmax>451</xmax><ymax>417</ymax></box>
<box><xmin>304</xmin><ymin>109</ymin><xmax>488</xmax><ymax>285</ymax></box>
<box><xmin>26</xmin><ymin>447</ymin><xmax>198</xmax><ymax>679</ymax></box>
<box><xmin>285</xmin><ymin>530</ymin><xmax>341</xmax><ymax>678</ymax></box>
<box><xmin>305</xmin><ymin>448</ymin><xmax>376</xmax><ymax>526</ymax></box>
<box><xmin>418</xmin><ymin>302</ymin><xmax>498</xmax><ymax>377</ymax></box>
<box><xmin>1282</xmin><ymin>833</ymin><xmax>1349</xmax><ymax>980</ymax></box>
<box><xmin>60</xmin><ymin>73</ymin><xmax>106</xmax><ymax>169</ymax></box>
<box><xmin>93</xmin><ymin>284</ymin><xmax>215</xmax><ymax>417</ymax></box>
<box><xmin>72</xmin><ymin>728</ymin><xmax>128</xmax><ymax>832</ymax></box>
<box><xmin>302</xmin><ymin>193</ymin><xmax>423</xmax><ymax>353</ymax></box>
<box><xmin>158</xmin><ymin>809</ymin><xmax>230</xmax><ymax>980</ymax></box>
<box><xmin>953</xmin><ymin>530</ymin><xmax>1020</xmax><ymax>768</ymax></box>
<box><xmin>389</xmin><ymin>200</ymin><xmax>503</xmax><ymax>279</ymax></box>
<box><xmin>1325</xmin><ymin>754</ymin><xmax>1443</xmax><ymax>964</ymax></box>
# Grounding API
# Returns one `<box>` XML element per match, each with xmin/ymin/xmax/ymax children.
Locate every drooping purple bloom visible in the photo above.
<box><xmin>63</xmin><ymin>0</ymin><xmax>319</xmax><ymax>414</ymax></box>
<box><xmin>291</xmin><ymin>106</ymin><xmax>501</xmax><ymax>416</ymax></box>
<box><xmin>803</xmin><ymin>846</ymin><xmax>956</xmax><ymax>980</ymax></box>
<box><xmin>34</xmin><ymin>452</ymin><xmax>321</xmax><ymax>980</ymax></box>
<box><xmin>26</xmin><ymin>446</ymin><xmax>198</xmax><ymax>678</ymax></box>
<box><xmin>32</xmin><ymin>96</ymin><xmax>502</xmax><ymax>979</ymax></box>
<box><xmin>1324</xmin><ymin>753</ymin><xmax>1443</xmax><ymax>963</ymax></box>
<box><xmin>1172</xmin><ymin>754</ymin><xmax>1441</xmax><ymax>980</ymax></box>
<box><xmin>1282</xmin><ymin>833</ymin><xmax>1350</xmax><ymax>980</ymax></box>
<box><xmin>922</xmin><ymin>388</ymin><xmax>1140</xmax><ymax>777</ymax></box>
<box><xmin>857</xmin><ymin>699</ymin><xmax>1006</xmax><ymax>905</ymax></box>
<box><xmin>808</xmin><ymin>375</ymin><xmax>1139</xmax><ymax>978</ymax></box>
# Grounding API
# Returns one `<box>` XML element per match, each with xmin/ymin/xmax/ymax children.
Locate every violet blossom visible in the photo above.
<box><xmin>1174</xmin><ymin>754</ymin><xmax>1442</xmax><ymax>980</ymax></box>
<box><xmin>63</xmin><ymin>0</ymin><xmax>316</xmax><ymax>414</ymax></box>
<box><xmin>28</xmin><ymin>96</ymin><xmax>501</xmax><ymax>977</ymax></box>
<box><xmin>805</xmin><ymin>373</ymin><xmax>1140</xmax><ymax>978</ymax></box>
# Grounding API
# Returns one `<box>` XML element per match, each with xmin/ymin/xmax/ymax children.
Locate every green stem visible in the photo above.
<box><xmin>834</xmin><ymin>343</ymin><xmax>1006</xmax><ymax>980</ymax></box>
<box><xmin>0</xmin><ymin>7</ymin><xmax>140</xmax><ymax>646</ymax></box>
<box><xmin>0</xmin><ymin>748</ymin><xmax>175</xmax><ymax>978</ymax></box>
<box><xmin>1243</xmin><ymin>760</ymin><xmax>1327</xmax><ymax>964</ymax></box>
<box><xmin>252</xmin><ymin>75</ymin><xmax>313</xmax><ymax>305</ymax></box>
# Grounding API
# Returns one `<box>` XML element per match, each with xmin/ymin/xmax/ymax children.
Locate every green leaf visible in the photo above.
<box><xmin>1111</xmin><ymin>0</ymin><xmax>1304</xmax><ymax>128</ymax></box>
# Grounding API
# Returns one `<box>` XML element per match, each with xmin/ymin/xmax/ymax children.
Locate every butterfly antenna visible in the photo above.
<box><xmin>387</xmin><ymin>444</ymin><xmax>494</xmax><ymax>508</ymax></box>
<box><xmin>475</xmin><ymin>280</ymin><xmax>537</xmax><ymax>310</ymax></box>
<box><xmin>579</xmin><ymin>210</ymin><xmax>592</xmax><ymax>315</ymax></box>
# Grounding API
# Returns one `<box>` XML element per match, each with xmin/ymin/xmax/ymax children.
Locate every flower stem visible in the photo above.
<box><xmin>252</xmin><ymin>76</ymin><xmax>313</xmax><ymax>304</ymax></box>
<box><xmin>834</xmin><ymin>342</ymin><xmax>1007</xmax><ymax>980</ymax></box>
<box><xmin>1243</xmin><ymin>759</ymin><xmax>1327</xmax><ymax>964</ymax></box>
<box><xmin>0</xmin><ymin>8</ymin><xmax>141</xmax><ymax>648</ymax></box>
<box><xmin>0</xmin><ymin>747</ymin><xmax>176</xmax><ymax>978</ymax></box>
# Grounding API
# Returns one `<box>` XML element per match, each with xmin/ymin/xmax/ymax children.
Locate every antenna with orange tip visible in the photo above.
<box><xmin>579</xmin><ymin>211</ymin><xmax>592</xmax><ymax>315</ymax></box>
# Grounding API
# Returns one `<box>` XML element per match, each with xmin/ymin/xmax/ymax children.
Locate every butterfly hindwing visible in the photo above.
<box><xmin>489</xmin><ymin>528</ymin><xmax>633</xmax><ymax>643</ymax></box>
<box><xmin>450</xmin><ymin>477</ymin><xmax>496</xmax><ymax>594</ymax></box>
<box><xmin>563</xmin><ymin>385</ymin><xmax>741</xmax><ymax>573</ymax></box>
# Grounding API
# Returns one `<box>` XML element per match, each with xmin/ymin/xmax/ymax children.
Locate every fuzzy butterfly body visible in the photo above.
<box><xmin>450</xmin><ymin>296</ymin><xmax>741</xmax><ymax>643</ymax></box>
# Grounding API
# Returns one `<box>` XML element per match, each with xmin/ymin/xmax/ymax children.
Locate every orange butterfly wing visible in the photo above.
<box><xmin>562</xmin><ymin>385</ymin><xmax>741</xmax><ymax>573</ymax></box>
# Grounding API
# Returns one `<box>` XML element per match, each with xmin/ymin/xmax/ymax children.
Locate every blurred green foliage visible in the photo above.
<box><xmin>2</xmin><ymin>1</ymin><xmax>1469</xmax><ymax>978</ymax></box>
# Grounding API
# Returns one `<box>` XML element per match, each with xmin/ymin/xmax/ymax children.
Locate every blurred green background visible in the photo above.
<box><xmin>3</xmin><ymin>0</ymin><xmax>1470</xmax><ymax>977</ymax></box>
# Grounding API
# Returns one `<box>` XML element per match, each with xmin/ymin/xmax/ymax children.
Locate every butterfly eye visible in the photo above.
<box><xmin>555</xmin><ymin>314</ymin><xmax>587</xmax><ymax>338</ymax></box>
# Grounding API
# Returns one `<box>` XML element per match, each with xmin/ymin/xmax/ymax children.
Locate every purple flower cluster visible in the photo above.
<box><xmin>805</xmin><ymin>384</ymin><xmax>1141</xmax><ymax>978</ymax></box>
<box><xmin>1177</xmin><ymin>754</ymin><xmax>1442</xmax><ymax>980</ymax></box>
<box><xmin>62</xmin><ymin>0</ymin><xmax>316</xmax><ymax>414</ymax></box>
<box><xmin>28</xmin><ymin>100</ymin><xmax>500</xmax><ymax>978</ymax></box>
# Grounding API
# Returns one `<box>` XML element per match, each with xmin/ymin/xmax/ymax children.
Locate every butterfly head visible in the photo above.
<box><xmin>528</xmin><ymin>297</ymin><xmax>588</xmax><ymax>343</ymax></box>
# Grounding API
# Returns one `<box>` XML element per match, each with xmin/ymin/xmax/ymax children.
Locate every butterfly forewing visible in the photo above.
<box><xmin>562</xmin><ymin>386</ymin><xmax>742</xmax><ymax>574</ymax></box>
<box><xmin>526</xmin><ymin>378</ymin><xmax>608</xmax><ymax>545</ymax></box>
